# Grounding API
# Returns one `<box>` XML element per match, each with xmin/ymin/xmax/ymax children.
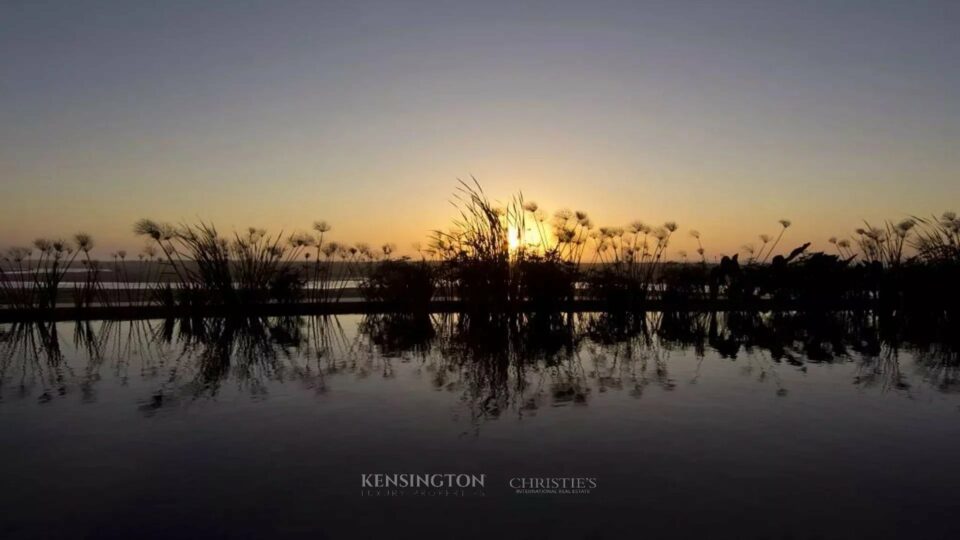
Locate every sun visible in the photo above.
<box><xmin>507</xmin><ymin>225</ymin><xmax>550</xmax><ymax>254</ymax></box>
<box><xmin>508</xmin><ymin>225</ymin><xmax>521</xmax><ymax>252</ymax></box>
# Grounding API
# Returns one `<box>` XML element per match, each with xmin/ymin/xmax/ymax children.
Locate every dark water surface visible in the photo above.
<box><xmin>2</xmin><ymin>313</ymin><xmax>958</xmax><ymax>539</ymax></box>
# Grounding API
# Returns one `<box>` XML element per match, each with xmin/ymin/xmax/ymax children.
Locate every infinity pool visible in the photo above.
<box><xmin>2</xmin><ymin>313</ymin><xmax>958</xmax><ymax>539</ymax></box>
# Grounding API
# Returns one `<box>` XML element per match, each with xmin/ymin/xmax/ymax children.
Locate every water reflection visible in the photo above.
<box><xmin>1</xmin><ymin>311</ymin><xmax>958</xmax><ymax>416</ymax></box>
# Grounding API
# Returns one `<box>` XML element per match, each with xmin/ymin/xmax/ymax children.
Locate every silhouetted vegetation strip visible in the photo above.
<box><xmin>1</xmin><ymin>182</ymin><xmax>957</xmax><ymax>316</ymax></box>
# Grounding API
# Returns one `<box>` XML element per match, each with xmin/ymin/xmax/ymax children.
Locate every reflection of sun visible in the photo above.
<box><xmin>507</xmin><ymin>225</ymin><xmax>550</xmax><ymax>254</ymax></box>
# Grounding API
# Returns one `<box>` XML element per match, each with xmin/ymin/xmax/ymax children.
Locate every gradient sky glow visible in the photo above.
<box><xmin>2</xmin><ymin>0</ymin><xmax>957</xmax><ymax>257</ymax></box>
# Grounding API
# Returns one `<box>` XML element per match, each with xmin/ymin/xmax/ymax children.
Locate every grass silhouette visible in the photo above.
<box><xmin>1</xmin><ymin>183</ymin><xmax>957</xmax><ymax>316</ymax></box>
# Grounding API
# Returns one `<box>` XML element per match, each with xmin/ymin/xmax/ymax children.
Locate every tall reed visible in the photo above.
<box><xmin>134</xmin><ymin>220</ymin><xmax>313</xmax><ymax>306</ymax></box>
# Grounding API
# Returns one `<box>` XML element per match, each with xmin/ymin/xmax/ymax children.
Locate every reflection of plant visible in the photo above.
<box><xmin>914</xmin><ymin>349</ymin><xmax>960</xmax><ymax>393</ymax></box>
<box><xmin>359</xmin><ymin>313</ymin><xmax>435</xmax><ymax>356</ymax></box>
<box><xmin>0</xmin><ymin>322</ymin><xmax>64</xmax><ymax>402</ymax></box>
<box><xmin>2</xmin><ymin>311</ymin><xmax>958</xmax><ymax>417</ymax></box>
<box><xmin>855</xmin><ymin>348</ymin><xmax>909</xmax><ymax>393</ymax></box>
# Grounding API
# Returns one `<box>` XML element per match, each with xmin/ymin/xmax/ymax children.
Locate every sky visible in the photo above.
<box><xmin>1</xmin><ymin>0</ymin><xmax>957</xmax><ymax>258</ymax></box>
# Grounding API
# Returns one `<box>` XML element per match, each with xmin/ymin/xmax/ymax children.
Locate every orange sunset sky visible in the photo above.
<box><xmin>2</xmin><ymin>1</ymin><xmax>957</xmax><ymax>259</ymax></box>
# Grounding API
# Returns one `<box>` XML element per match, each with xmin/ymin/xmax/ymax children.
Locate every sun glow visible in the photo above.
<box><xmin>507</xmin><ymin>225</ymin><xmax>550</xmax><ymax>255</ymax></box>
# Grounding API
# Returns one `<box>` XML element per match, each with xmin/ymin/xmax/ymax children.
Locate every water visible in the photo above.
<box><xmin>1</xmin><ymin>313</ymin><xmax>958</xmax><ymax>539</ymax></box>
